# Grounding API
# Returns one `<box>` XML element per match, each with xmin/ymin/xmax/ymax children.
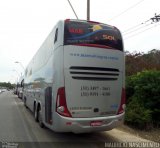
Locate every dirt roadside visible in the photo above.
<box><xmin>117</xmin><ymin>124</ymin><xmax>160</xmax><ymax>142</ymax></box>
<box><xmin>105</xmin><ymin>124</ymin><xmax>160</xmax><ymax>143</ymax></box>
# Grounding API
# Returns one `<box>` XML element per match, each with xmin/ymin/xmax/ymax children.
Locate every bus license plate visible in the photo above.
<box><xmin>90</xmin><ymin>121</ymin><xmax>102</xmax><ymax>126</ymax></box>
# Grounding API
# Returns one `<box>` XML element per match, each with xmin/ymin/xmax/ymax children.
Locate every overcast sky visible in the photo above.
<box><xmin>0</xmin><ymin>0</ymin><xmax>160</xmax><ymax>83</ymax></box>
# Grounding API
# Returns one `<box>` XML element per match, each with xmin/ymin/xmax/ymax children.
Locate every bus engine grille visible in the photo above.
<box><xmin>69</xmin><ymin>66</ymin><xmax>120</xmax><ymax>81</ymax></box>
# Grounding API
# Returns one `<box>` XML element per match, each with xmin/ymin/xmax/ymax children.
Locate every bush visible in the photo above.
<box><xmin>125</xmin><ymin>70</ymin><xmax>160</xmax><ymax>129</ymax></box>
<box><xmin>125</xmin><ymin>97</ymin><xmax>152</xmax><ymax>130</ymax></box>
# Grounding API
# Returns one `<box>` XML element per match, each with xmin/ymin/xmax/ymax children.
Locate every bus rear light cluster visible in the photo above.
<box><xmin>117</xmin><ymin>88</ymin><xmax>126</xmax><ymax>115</ymax></box>
<box><xmin>56</xmin><ymin>87</ymin><xmax>72</xmax><ymax>117</ymax></box>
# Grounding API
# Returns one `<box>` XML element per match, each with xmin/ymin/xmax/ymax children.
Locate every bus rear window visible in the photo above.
<box><xmin>64</xmin><ymin>21</ymin><xmax>123</xmax><ymax>51</ymax></box>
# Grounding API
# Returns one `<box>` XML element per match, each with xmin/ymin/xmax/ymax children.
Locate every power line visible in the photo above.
<box><xmin>122</xmin><ymin>23</ymin><xmax>143</xmax><ymax>33</ymax></box>
<box><xmin>67</xmin><ymin>0</ymin><xmax>79</xmax><ymax>19</ymax></box>
<box><xmin>124</xmin><ymin>23</ymin><xmax>160</xmax><ymax>40</ymax></box>
<box><xmin>109</xmin><ymin>0</ymin><xmax>145</xmax><ymax>21</ymax></box>
<box><xmin>123</xmin><ymin>23</ymin><xmax>151</xmax><ymax>35</ymax></box>
<box><xmin>123</xmin><ymin>19</ymin><xmax>151</xmax><ymax>33</ymax></box>
<box><xmin>122</xmin><ymin>13</ymin><xmax>160</xmax><ymax>38</ymax></box>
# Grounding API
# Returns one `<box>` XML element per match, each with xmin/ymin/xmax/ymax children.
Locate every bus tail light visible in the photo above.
<box><xmin>56</xmin><ymin>87</ymin><xmax>72</xmax><ymax>117</ymax></box>
<box><xmin>117</xmin><ymin>88</ymin><xmax>126</xmax><ymax>115</ymax></box>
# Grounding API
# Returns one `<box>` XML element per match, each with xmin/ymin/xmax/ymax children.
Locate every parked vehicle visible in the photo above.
<box><xmin>16</xmin><ymin>76</ymin><xmax>24</xmax><ymax>99</ymax></box>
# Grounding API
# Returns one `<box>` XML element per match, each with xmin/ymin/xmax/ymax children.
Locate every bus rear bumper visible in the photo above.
<box><xmin>53</xmin><ymin>112</ymin><xmax>125</xmax><ymax>133</ymax></box>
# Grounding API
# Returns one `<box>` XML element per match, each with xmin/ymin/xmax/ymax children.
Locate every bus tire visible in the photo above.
<box><xmin>38</xmin><ymin>109</ymin><xmax>44</xmax><ymax>128</ymax></box>
<box><xmin>34</xmin><ymin>104</ymin><xmax>38</xmax><ymax>122</ymax></box>
<box><xmin>24</xmin><ymin>97</ymin><xmax>28</xmax><ymax>108</ymax></box>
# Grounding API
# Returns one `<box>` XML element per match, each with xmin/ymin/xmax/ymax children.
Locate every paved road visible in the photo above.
<box><xmin>0</xmin><ymin>91</ymin><xmax>119</xmax><ymax>148</ymax></box>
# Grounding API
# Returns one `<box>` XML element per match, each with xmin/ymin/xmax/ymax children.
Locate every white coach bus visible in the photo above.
<box><xmin>23</xmin><ymin>19</ymin><xmax>125</xmax><ymax>133</ymax></box>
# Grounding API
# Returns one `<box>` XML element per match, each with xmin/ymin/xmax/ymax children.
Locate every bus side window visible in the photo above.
<box><xmin>54</xmin><ymin>28</ymin><xmax>58</xmax><ymax>43</ymax></box>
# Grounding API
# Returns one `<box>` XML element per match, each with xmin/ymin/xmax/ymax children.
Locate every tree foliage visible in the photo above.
<box><xmin>0</xmin><ymin>82</ymin><xmax>14</xmax><ymax>89</ymax></box>
<box><xmin>125</xmin><ymin>49</ymin><xmax>160</xmax><ymax>76</ymax></box>
<box><xmin>125</xmin><ymin>70</ymin><xmax>160</xmax><ymax>129</ymax></box>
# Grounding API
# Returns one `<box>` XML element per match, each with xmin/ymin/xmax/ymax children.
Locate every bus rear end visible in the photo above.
<box><xmin>55</xmin><ymin>20</ymin><xmax>125</xmax><ymax>133</ymax></box>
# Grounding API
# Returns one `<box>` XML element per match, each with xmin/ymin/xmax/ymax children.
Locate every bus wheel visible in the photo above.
<box><xmin>24</xmin><ymin>98</ymin><xmax>28</xmax><ymax>108</ymax></box>
<box><xmin>38</xmin><ymin>109</ymin><xmax>44</xmax><ymax>128</ymax></box>
<box><xmin>34</xmin><ymin>105</ymin><xmax>38</xmax><ymax>122</ymax></box>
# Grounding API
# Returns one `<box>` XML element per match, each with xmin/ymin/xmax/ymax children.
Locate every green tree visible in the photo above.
<box><xmin>125</xmin><ymin>49</ymin><xmax>160</xmax><ymax>76</ymax></box>
<box><xmin>125</xmin><ymin>70</ymin><xmax>160</xmax><ymax>129</ymax></box>
<box><xmin>0</xmin><ymin>82</ymin><xmax>14</xmax><ymax>89</ymax></box>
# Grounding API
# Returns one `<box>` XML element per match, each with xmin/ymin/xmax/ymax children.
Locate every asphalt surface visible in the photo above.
<box><xmin>0</xmin><ymin>91</ymin><xmax>119</xmax><ymax>148</ymax></box>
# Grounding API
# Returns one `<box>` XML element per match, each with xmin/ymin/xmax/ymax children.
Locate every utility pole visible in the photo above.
<box><xmin>151</xmin><ymin>13</ymin><xmax>160</xmax><ymax>23</ymax></box>
<box><xmin>87</xmin><ymin>0</ymin><xmax>90</xmax><ymax>20</ymax></box>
